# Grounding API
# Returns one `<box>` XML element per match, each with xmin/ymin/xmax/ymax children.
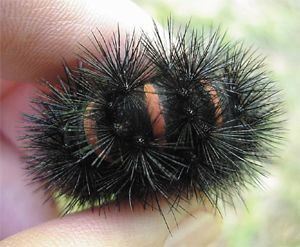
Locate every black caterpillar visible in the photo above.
<box><xmin>23</xmin><ymin>20</ymin><xmax>283</xmax><ymax>219</ymax></box>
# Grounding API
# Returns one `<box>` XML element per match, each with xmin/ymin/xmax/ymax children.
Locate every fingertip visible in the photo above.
<box><xmin>1</xmin><ymin>198</ymin><xmax>219</xmax><ymax>246</ymax></box>
<box><xmin>0</xmin><ymin>138</ymin><xmax>58</xmax><ymax>240</ymax></box>
<box><xmin>1</xmin><ymin>0</ymin><xmax>154</xmax><ymax>82</ymax></box>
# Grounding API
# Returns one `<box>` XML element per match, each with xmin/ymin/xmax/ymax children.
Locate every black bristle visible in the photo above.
<box><xmin>22</xmin><ymin>20</ymin><xmax>284</xmax><ymax>224</ymax></box>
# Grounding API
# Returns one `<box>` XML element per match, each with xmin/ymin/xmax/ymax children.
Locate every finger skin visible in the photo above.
<box><xmin>0</xmin><ymin>1</ymin><xmax>222</xmax><ymax>245</ymax></box>
<box><xmin>0</xmin><ymin>0</ymin><xmax>155</xmax><ymax>239</ymax></box>
<box><xmin>0</xmin><ymin>138</ymin><xmax>57</xmax><ymax>239</ymax></box>
<box><xmin>0</xmin><ymin>0</ymin><xmax>155</xmax><ymax>145</ymax></box>
<box><xmin>1</xmin><ymin>199</ymin><xmax>219</xmax><ymax>247</ymax></box>
<box><xmin>0</xmin><ymin>0</ymin><xmax>154</xmax><ymax>82</ymax></box>
<box><xmin>0</xmin><ymin>80</ymin><xmax>19</xmax><ymax>100</ymax></box>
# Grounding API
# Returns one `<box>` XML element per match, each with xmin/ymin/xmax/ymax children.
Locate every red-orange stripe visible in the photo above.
<box><xmin>144</xmin><ymin>83</ymin><xmax>166</xmax><ymax>139</ymax></box>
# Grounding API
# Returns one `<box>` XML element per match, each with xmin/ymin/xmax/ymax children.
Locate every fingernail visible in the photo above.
<box><xmin>164</xmin><ymin>211</ymin><xmax>220</xmax><ymax>247</ymax></box>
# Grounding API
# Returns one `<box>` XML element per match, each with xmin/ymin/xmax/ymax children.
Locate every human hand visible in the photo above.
<box><xmin>0</xmin><ymin>1</ymin><xmax>221</xmax><ymax>246</ymax></box>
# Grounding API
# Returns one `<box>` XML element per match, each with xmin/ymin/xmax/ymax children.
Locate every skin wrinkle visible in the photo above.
<box><xmin>3</xmin><ymin>212</ymin><xmax>150</xmax><ymax>246</ymax></box>
<box><xmin>1</xmin><ymin>0</ymin><xmax>220</xmax><ymax>244</ymax></box>
<box><xmin>1</xmin><ymin>0</ymin><xmax>155</xmax><ymax>82</ymax></box>
<box><xmin>1</xmin><ymin>1</ymin><xmax>91</xmax><ymax>80</ymax></box>
<box><xmin>2</xmin><ymin>198</ymin><xmax>217</xmax><ymax>246</ymax></box>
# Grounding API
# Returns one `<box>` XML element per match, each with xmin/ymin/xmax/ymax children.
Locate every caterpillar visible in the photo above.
<box><xmin>22</xmin><ymin>20</ymin><xmax>283</xmax><ymax>222</ymax></box>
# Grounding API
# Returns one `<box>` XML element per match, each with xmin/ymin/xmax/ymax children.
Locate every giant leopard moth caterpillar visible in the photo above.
<box><xmin>22</xmin><ymin>19</ymin><xmax>283</xmax><ymax>222</ymax></box>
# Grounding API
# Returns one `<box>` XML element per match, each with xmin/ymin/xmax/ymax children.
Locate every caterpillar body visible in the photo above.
<box><xmin>23</xmin><ymin>20</ymin><xmax>283</xmax><ymax>218</ymax></box>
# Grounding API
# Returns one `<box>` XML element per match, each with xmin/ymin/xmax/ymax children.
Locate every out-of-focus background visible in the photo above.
<box><xmin>134</xmin><ymin>0</ymin><xmax>300</xmax><ymax>246</ymax></box>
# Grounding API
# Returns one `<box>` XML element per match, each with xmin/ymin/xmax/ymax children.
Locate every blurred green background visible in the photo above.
<box><xmin>133</xmin><ymin>0</ymin><xmax>300</xmax><ymax>246</ymax></box>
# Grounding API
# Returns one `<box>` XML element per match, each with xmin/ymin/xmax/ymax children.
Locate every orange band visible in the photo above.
<box><xmin>144</xmin><ymin>83</ymin><xmax>166</xmax><ymax>139</ymax></box>
<box><xmin>203</xmin><ymin>83</ymin><xmax>223</xmax><ymax>127</ymax></box>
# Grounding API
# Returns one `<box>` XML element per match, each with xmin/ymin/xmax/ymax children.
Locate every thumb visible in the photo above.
<box><xmin>1</xmin><ymin>199</ymin><xmax>221</xmax><ymax>247</ymax></box>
